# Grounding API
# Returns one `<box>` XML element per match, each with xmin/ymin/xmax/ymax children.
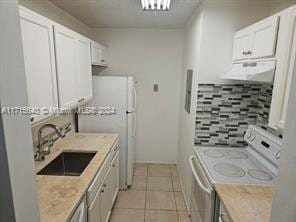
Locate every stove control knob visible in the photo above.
<box><xmin>275</xmin><ymin>151</ymin><xmax>281</xmax><ymax>160</ymax></box>
<box><xmin>247</xmin><ymin>133</ymin><xmax>252</xmax><ymax>138</ymax></box>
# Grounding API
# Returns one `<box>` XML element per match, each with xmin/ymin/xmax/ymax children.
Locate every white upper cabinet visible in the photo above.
<box><xmin>91</xmin><ymin>41</ymin><xmax>108</xmax><ymax>66</ymax></box>
<box><xmin>20</xmin><ymin>6</ymin><xmax>97</xmax><ymax>113</ymax></box>
<box><xmin>19</xmin><ymin>7</ymin><xmax>58</xmax><ymax>124</ymax></box>
<box><xmin>54</xmin><ymin>25</ymin><xmax>93</xmax><ymax>109</ymax></box>
<box><xmin>233</xmin><ymin>16</ymin><xmax>280</xmax><ymax>62</ymax></box>
<box><xmin>54</xmin><ymin>24</ymin><xmax>79</xmax><ymax>109</ymax></box>
<box><xmin>249</xmin><ymin>16</ymin><xmax>280</xmax><ymax>59</ymax></box>
<box><xmin>76</xmin><ymin>34</ymin><xmax>93</xmax><ymax>104</ymax></box>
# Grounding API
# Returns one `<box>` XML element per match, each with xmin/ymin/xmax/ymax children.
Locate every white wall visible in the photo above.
<box><xmin>177</xmin><ymin>6</ymin><xmax>204</xmax><ymax>209</ymax></box>
<box><xmin>19</xmin><ymin>0</ymin><xmax>94</xmax><ymax>39</ymax></box>
<box><xmin>0</xmin><ymin>0</ymin><xmax>40</xmax><ymax>221</ymax></box>
<box><xmin>92</xmin><ymin>28</ymin><xmax>184</xmax><ymax>164</ymax></box>
<box><xmin>177</xmin><ymin>0</ymin><xmax>271</xmax><ymax>208</ymax></box>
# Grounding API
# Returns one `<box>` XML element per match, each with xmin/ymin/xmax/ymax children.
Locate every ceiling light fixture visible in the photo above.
<box><xmin>141</xmin><ymin>0</ymin><xmax>171</xmax><ymax>11</ymax></box>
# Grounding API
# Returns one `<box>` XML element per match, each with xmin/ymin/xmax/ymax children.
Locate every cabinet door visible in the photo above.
<box><xmin>88</xmin><ymin>188</ymin><xmax>102</xmax><ymax>222</ymax></box>
<box><xmin>91</xmin><ymin>41</ymin><xmax>108</xmax><ymax>66</ymax></box>
<box><xmin>19</xmin><ymin>7</ymin><xmax>58</xmax><ymax>124</ymax></box>
<box><xmin>100</xmin><ymin>46</ymin><xmax>108</xmax><ymax>66</ymax></box>
<box><xmin>110</xmin><ymin>151</ymin><xmax>119</xmax><ymax>206</ymax></box>
<box><xmin>232</xmin><ymin>29</ymin><xmax>250</xmax><ymax>61</ymax></box>
<box><xmin>91</xmin><ymin>41</ymin><xmax>101</xmax><ymax>65</ymax></box>
<box><xmin>54</xmin><ymin>24</ymin><xmax>78</xmax><ymax>109</ymax></box>
<box><xmin>249</xmin><ymin>16</ymin><xmax>279</xmax><ymax>59</ymax></box>
<box><xmin>76</xmin><ymin>35</ymin><xmax>92</xmax><ymax>103</ymax></box>
<box><xmin>100</xmin><ymin>169</ymin><xmax>112</xmax><ymax>222</ymax></box>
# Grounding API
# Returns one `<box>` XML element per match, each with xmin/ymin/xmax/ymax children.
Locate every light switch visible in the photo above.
<box><xmin>153</xmin><ymin>84</ymin><xmax>159</xmax><ymax>92</ymax></box>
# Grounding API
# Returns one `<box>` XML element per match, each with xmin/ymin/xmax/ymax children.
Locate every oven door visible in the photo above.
<box><xmin>189</xmin><ymin>155</ymin><xmax>216</xmax><ymax>222</ymax></box>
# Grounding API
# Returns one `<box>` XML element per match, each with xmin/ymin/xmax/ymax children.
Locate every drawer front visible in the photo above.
<box><xmin>109</xmin><ymin>140</ymin><xmax>119</xmax><ymax>163</ymax></box>
<box><xmin>87</xmin><ymin>152</ymin><xmax>111</xmax><ymax>205</ymax></box>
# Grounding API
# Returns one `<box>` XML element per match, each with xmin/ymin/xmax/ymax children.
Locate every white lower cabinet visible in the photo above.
<box><xmin>87</xmin><ymin>143</ymin><xmax>119</xmax><ymax>222</ymax></box>
<box><xmin>88</xmin><ymin>186</ymin><xmax>102</xmax><ymax>222</ymax></box>
<box><xmin>110</xmin><ymin>151</ymin><xmax>120</xmax><ymax>205</ymax></box>
<box><xmin>100</xmin><ymin>169</ymin><xmax>112</xmax><ymax>222</ymax></box>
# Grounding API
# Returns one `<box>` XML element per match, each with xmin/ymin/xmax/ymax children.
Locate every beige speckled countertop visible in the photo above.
<box><xmin>215</xmin><ymin>184</ymin><xmax>274</xmax><ymax>222</ymax></box>
<box><xmin>35</xmin><ymin>133</ymin><xmax>119</xmax><ymax>222</ymax></box>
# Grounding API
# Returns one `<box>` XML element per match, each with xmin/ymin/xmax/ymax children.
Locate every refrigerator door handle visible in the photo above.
<box><xmin>132</xmin><ymin>113</ymin><xmax>137</xmax><ymax>137</ymax></box>
<box><xmin>133</xmin><ymin>87</ymin><xmax>137</xmax><ymax>111</ymax></box>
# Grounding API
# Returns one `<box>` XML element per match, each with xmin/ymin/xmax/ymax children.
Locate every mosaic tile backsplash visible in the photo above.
<box><xmin>195</xmin><ymin>84</ymin><xmax>282</xmax><ymax>147</ymax></box>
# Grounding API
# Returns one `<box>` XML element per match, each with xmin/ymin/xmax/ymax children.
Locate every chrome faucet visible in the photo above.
<box><xmin>35</xmin><ymin>124</ymin><xmax>65</xmax><ymax>161</ymax></box>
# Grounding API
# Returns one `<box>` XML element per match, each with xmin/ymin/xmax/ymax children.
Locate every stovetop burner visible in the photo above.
<box><xmin>204</xmin><ymin>150</ymin><xmax>224</xmax><ymax>158</ymax></box>
<box><xmin>248</xmin><ymin>169</ymin><xmax>273</xmax><ymax>181</ymax></box>
<box><xmin>213</xmin><ymin>163</ymin><xmax>245</xmax><ymax>178</ymax></box>
<box><xmin>204</xmin><ymin>149</ymin><xmax>249</xmax><ymax>159</ymax></box>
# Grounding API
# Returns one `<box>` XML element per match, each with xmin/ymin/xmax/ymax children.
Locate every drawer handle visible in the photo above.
<box><xmin>101</xmin><ymin>189</ymin><xmax>104</xmax><ymax>193</ymax></box>
<box><xmin>103</xmin><ymin>184</ymin><xmax>107</xmax><ymax>188</ymax></box>
<box><xmin>101</xmin><ymin>59</ymin><xmax>105</xmax><ymax>62</ymax></box>
<box><xmin>112</xmin><ymin>164</ymin><xmax>116</xmax><ymax>167</ymax></box>
<box><xmin>30</xmin><ymin>117</ymin><xmax>34</xmax><ymax>122</ymax></box>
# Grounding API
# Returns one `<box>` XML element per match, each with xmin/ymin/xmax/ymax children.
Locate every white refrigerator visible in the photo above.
<box><xmin>78</xmin><ymin>76</ymin><xmax>137</xmax><ymax>189</ymax></box>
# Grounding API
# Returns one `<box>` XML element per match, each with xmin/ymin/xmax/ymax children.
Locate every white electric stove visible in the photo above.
<box><xmin>194</xmin><ymin>125</ymin><xmax>281</xmax><ymax>186</ymax></box>
<box><xmin>189</xmin><ymin>125</ymin><xmax>282</xmax><ymax>222</ymax></box>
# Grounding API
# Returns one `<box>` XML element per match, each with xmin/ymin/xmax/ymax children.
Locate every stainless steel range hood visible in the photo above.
<box><xmin>220</xmin><ymin>60</ymin><xmax>276</xmax><ymax>83</ymax></box>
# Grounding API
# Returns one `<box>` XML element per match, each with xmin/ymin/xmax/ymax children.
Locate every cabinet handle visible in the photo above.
<box><xmin>30</xmin><ymin>117</ymin><xmax>34</xmax><ymax>122</ymax></box>
<box><xmin>112</xmin><ymin>164</ymin><xmax>116</xmax><ymax>167</ymax></box>
<box><xmin>101</xmin><ymin>189</ymin><xmax>104</xmax><ymax>193</ymax></box>
<box><xmin>78</xmin><ymin>98</ymin><xmax>85</xmax><ymax>103</ymax></box>
<box><xmin>103</xmin><ymin>184</ymin><xmax>107</xmax><ymax>188</ymax></box>
<box><xmin>100</xmin><ymin>59</ymin><xmax>105</xmax><ymax>62</ymax></box>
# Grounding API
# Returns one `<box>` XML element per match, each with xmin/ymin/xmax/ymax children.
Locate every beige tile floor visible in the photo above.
<box><xmin>110</xmin><ymin>164</ymin><xmax>191</xmax><ymax>222</ymax></box>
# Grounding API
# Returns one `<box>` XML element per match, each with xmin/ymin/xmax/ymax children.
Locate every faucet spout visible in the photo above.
<box><xmin>36</xmin><ymin>124</ymin><xmax>65</xmax><ymax>161</ymax></box>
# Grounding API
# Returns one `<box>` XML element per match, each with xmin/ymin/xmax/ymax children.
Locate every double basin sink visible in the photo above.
<box><xmin>37</xmin><ymin>151</ymin><xmax>96</xmax><ymax>176</ymax></box>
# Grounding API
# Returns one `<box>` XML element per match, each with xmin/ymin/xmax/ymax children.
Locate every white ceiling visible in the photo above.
<box><xmin>49</xmin><ymin>0</ymin><xmax>202</xmax><ymax>28</ymax></box>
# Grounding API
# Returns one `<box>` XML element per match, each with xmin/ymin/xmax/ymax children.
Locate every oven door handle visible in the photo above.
<box><xmin>189</xmin><ymin>155</ymin><xmax>212</xmax><ymax>195</ymax></box>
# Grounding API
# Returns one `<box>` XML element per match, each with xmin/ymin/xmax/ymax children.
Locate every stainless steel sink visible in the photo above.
<box><xmin>37</xmin><ymin>151</ymin><xmax>96</xmax><ymax>176</ymax></box>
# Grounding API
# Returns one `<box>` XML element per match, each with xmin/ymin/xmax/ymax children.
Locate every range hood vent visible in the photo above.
<box><xmin>220</xmin><ymin>60</ymin><xmax>276</xmax><ymax>83</ymax></box>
